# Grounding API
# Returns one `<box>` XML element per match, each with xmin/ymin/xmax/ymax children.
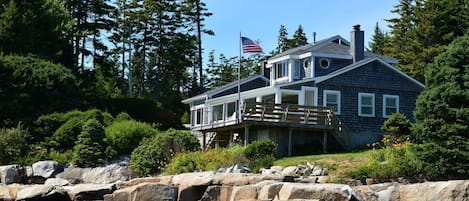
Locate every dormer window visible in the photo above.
<box><xmin>275</xmin><ymin>61</ymin><xmax>288</xmax><ymax>78</ymax></box>
<box><xmin>320</xmin><ymin>58</ymin><xmax>330</xmax><ymax>69</ymax></box>
<box><xmin>303</xmin><ymin>59</ymin><xmax>310</xmax><ymax>68</ymax></box>
<box><xmin>294</xmin><ymin>60</ymin><xmax>301</xmax><ymax>79</ymax></box>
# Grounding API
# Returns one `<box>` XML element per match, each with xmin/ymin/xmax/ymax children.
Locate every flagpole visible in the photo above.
<box><xmin>238</xmin><ymin>32</ymin><xmax>242</xmax><ymax>124</ymax></box>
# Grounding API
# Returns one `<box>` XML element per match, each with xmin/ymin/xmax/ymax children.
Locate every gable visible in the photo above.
<box><xmin>317</xmin><ymin>59</ymin><xmax>424</xmax><ymax>92</ymax></box>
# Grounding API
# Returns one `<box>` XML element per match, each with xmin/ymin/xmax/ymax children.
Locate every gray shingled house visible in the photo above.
<box><xmin>182</xmin><ymin>25</ymin><xmax>424</xmax><ymax>157</ymax></box>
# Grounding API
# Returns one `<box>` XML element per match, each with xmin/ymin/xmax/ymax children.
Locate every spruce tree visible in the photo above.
<box><xmin>368</xmin><ymin>22</ymin><xmax>386</xmax><ymax>55</ymax></box>
<box><xmin>412</xmin><ymin>34</ymin><xmax>469</xmax><ymax>178</ymax></box>
<box><xmin>290</xmin><ymin>25</ymin><xmax>308</xmax><ymax>47</ymax></box>
<box><xmin>72</xmin><ymin>118</ymin><xmax>107</xmax><ymax>167</ymax></box>
<box><xmin>275</xmin><ymin>25</ymin><xmax>290</xmax><ymax>54</ymax></box>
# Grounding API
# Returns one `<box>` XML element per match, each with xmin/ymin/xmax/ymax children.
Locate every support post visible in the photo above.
<box><xmin>323</xmin><ymin>131</ymin><xmax>328</xmax><ymax>153</ymax></box>
<box><xmin>229</xmin><ymin>130</ymin><xmax>234</xmax><ymax>146</ymax></box>
<box><xmin>202</xmin><ymin>132</ymin><xmax>206</xmax><ymax>150</ymax></box>
<box><xmin>215</xmin><ymin>132</ymin><xmax>219</xmax><ymax>148</ymax></box>
<box><xmin>288</xmin><ymin>128</ymin><xmax>293</xmax><ymax>156</ymax></box>
<box><xmin>244</xmin><ymin>126</ymin><xmax>249</xmax><ymax>146</ymax></box>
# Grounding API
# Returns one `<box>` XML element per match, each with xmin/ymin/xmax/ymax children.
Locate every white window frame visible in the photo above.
<box><xmin>275</xmin><ymin>61</ymin><xmax>289</xmax><ymax>79</ymax></box>
<box><xmin>383</xmin><ymin>95</ymin><xmax>399</xmax><ymax>118</ymax></box>
<box><xmin>323</xmin><ymin>90</ymin><xmax>341</xmax><ymax>115</ymax></box>
<box><xmin>294</xmin><ymin>60</ymin><xmax>301</xmax><ymax>79</ymax></box>
<box><xmin>358</xmin><ymin>92</ymin><xmax>375</xmax><ymax>117</ymax></box>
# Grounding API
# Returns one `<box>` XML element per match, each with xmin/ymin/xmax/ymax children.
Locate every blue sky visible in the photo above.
<box><xmin>202</xmin><ymin>0</ymin><xmax>399</xmax><ymax>63</ymax></box>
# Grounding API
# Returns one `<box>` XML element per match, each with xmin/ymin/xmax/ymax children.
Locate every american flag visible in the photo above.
<box><xmin>241</xmin><ymin>36</ymin><xmax>263</xmax><ymax>53</ymax></box>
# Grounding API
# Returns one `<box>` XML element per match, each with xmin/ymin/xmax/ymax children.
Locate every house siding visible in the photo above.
<box><xmin>317</xmin><ymin>60</ymin><xmax>423</xmax><ymax>146</ymax></box>
<box><xmin>314</xmin><ymin>58</ymin><xmax>353</xmax><ymax>77</ymax></box>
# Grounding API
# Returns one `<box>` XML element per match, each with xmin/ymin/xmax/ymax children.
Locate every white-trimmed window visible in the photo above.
<box><xmin>294</xmin><ymin>60</ymin><xmax>301</xmax><ymax>78</ymax></box>
<box><xmin>275</xmin><ymin>61</ymin><xmax>289</xmax><ymax>78</ymax></box>
<box><xmin>320</xmin><ymin>58</ymin><xmax>330</xmax><ymax>69</ymax></box>
<box><xmin>358</xmin><ymin>93</ymin><xmax>375</xmax><ymax>117</ymax></box>
<box><xmin>383</xmin><ymin>95</ymin><xmax>399</xmax><ymax>117</ymax></box>
<box><xmin>212</xmin><ymin>104</ymin><xmax>224</xmax><ymax>121</ymax></box>
<box><xmin>323</xmin><ymin>90</ymin><xmax>341</xmax><ymax>114</ymax></box>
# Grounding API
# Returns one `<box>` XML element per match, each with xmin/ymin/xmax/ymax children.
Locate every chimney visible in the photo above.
<box><xmin>350</xmin><ymin>24</ymin><xmax>364</xmax><ymax>62</ymax></box>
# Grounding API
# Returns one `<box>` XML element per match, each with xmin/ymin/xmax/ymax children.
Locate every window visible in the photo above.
<box><xmin>383</xmin><ymin>95</ymin><xmax>399</xmax><ymax>117</ymax></box>
<box><xmin>323</xmin><ymin>90</ymin><xmax>341</xmax><ymax>114</ymax></box>
<box><xmin>275</xmin><ymin>61</ymin><xmax>288</xmax><ymax>78</ymax></box>
<box><xmin>294</xmin><ymin>60</ymin><xmax>301</xmax><ymax>78</ymax></box>
<box><xmin>320</xmin><ymin>58</ymin><xmax>330</xmax><ymax>69</ymax></box>
<box><xmin>212</xmin><ymin>104</ymin><xmax>223</xmax><ymax>121</ymax></box>
<box><xmin>359</xmin><ymin>93</ymin><xmax>375</xmax><ymax>117</ymax></box>
<box><xmin>225</xmin><ymin>102</ymin><xmax>236</xmax><ymax>119</ymax></box>
<box><xmin>303</xmin><ymin>59</ymin><xmax>310</xmax><ymax>68</ymax></box>
<box><xmin>196</xmin><ymin>108</ymin><xmax>203</xmax><ymax>124</ymax></box>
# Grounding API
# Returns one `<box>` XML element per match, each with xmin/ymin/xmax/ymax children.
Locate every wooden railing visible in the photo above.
<box><xmin>242</xmin><ymin>102</ymin><xmax>334</xmax><ymax>127</ymax></box>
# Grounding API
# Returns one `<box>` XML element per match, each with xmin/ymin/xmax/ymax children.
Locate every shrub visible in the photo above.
<box><xmin>72</xmin><ymin>119</ymin><xmax>107</xmax><ymax>167</ymax></box>
<box><xmin>130</xmin><ymin>129</ymin><xmax>200</xmax><ymax>175</ymax></box>
<box><xmin>244</xmin><ymin>139</ymin><xmax>277</xmax><ymax>173</ymax></box>
<box><xmin>348</xmin><ymin>144</ymin><xmax>423</xmax><ymax>182</ymax></box>
<box><xmin>114</xmin><ymin>112</ymin><xmax>132</xmax><ymax>122</ymax></box>
<box><xmin>105</xmin><ymin>120</ymin><xmax>159</xmax><ymax>155</ymax></box>
<box><xmin>48</xmin><ymin>117</ymin><xmax>84</xmax><ymax>151</ymax></box>
<box><xmin>165</xmin><ymin>146</ymin><xmax>246</xmax><ymax>175</ymax></box>
<box><xmin>180</xmin><ymin>112</ymin><xmax>190</xmax><ymax>124</ymax></box>
<box><xmin>0</xmin><ymin>123</ymin><xmax>30</xmax><ymax>165</ymax></box>
<box><xmin>381</xmin><ymin>113</ymin><xmax>412</xmax><ymax>137</ymax></box>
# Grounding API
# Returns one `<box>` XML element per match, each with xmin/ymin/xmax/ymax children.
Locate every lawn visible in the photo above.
<box><xmin>274</xmin><ymin>150</ymin><xmax>372</xmax><ymax>176</ymax></box>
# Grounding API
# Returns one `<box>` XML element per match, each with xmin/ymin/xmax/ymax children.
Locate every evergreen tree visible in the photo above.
<box><xmin>368</xmin><ymin>22</ymin><xmax>386</xmax><ymax>55</ymax></box>
<box><xmin>412</xmin><ymin>34</ymin><xmax>469</xmax><ymax>178</ymax></box>
<box><xmin>275</xmin><ymin>25</ymin><xmax>290</xmax><ymax>54</ymax></box>
<box><xmin>72</xmin><ymin>118</ymin><xmax>107</xmax><ymax>167</ymax></box>
<box><xmin>290</xmin><ymin>25</ymin><xmax>308</xmax><ymax>47</ymax></box>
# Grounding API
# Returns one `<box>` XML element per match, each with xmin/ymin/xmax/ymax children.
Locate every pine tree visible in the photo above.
<box><xmin>275</xmin><ymin>25</ymin><xmax>290</xmax><ymax>54</ymax></box>
<box><xmin>72</xmin><ymin>118</ymin><xmax>107</xmax><ymax>167</ymax></box>
<box><xmin>290</xmin><ymin>25</ymin><xmax>308</xmax><ymax>47</ymax></box>
<box><xmin>412</xmin><ymin>34</ymin><xmax>469</xmax><ymax>178</ymax></box>
<box><xmin>368</xmin><ymin>22</ymin><xmax>386</xmax><ymax>55</ymax></box>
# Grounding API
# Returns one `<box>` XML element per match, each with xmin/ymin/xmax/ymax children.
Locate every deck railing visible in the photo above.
<box><xmin>242</xmin><ymin>102</ymin><xmax>334</xmax><ymax>127</ymax></box>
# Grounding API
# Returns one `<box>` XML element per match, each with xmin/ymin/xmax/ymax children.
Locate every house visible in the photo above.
<box><xmin>182</xmin><ymin>25</ymin><xmax>424</xmax><ymax>157</ymax></box>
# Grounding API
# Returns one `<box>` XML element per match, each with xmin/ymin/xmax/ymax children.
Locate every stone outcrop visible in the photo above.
<box><xmin>0</xmin><ymin>165</ymin><xmax>27</xmax><ymax>185</ymax></box>
<box><xmin>32</xmin><ymin>161</ymin><xmax>62</xmax><ymax>180</ymax></box>
<box><xmin>103</xmin><ymin>183</ymin><xmax>178</xmax><ymax>201</ymax></box>
<box><xmin>15</xmin><ymin>184</ymin><xmax>70</xmax><ymax>201</ymax></box>
<box><xmin>57</xmin><ymin>163</ymin><xmax>136</xmax><ymax>184</ymax></box>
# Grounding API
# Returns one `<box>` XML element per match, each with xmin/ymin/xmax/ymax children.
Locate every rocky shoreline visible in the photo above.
<box><xmin>0</xmin><ymin>160</ymin><xmax>467</xmax><ymax>201</ymax></box>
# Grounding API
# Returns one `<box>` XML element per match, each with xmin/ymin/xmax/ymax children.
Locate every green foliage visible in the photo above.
<box><xmin>130</xmin><ymin>129</ymin><xmax>200</xmax><ymax>175</ymax></box>
<box><xmin>0</xmin><ymin>123</ymin><xmax>30</xmax><ymax>165</ymax></box>
<box><xmin>0</xmin><ymin>55</ymin><xmax>80</xmax><ymax>127</ymax></box>
<box><xmin>105</xmin><ymin>120</ymin><xmax>159</xmax><ymax>155</ymax></box>
<box><xmin>180</xmin><ymin>112</ymin><xmax>190</xmax><ymax>124</ymax></box>
<box><xmin>381</xmin><ymin>113</ymin><xmax>412</xmax><ymax>136</ymax></box>
<box><xmin>244</xmin><ymin>139</ymin><xmax>277</xmax><ymax>173</ymax></box>
<box><xmin>367</xmin><ymin>22</ymin><xmax>387</xmax><ymax>55</ymax></box>
<box><xmin>49</xmin><ymin>117</ymin><xmax>84</xmax><ymax>151</ymax></box>
<box><xmin>165</xmin><ymin>146</ymin><xmax>246</xmax><ymax>175</ymax></box>
<box><xmin>72</xmin><ymin>119</ymin><xmax>107</xmax><ymax>167</ymax></box>
<box><xmin>114</xmin><ymin>112</ymin><xmax>132</xmax><ymax>122</ymax></box>
<box><xmin>348</xmin><ymin>145</ymin><xmax>423</xmax><ymax>182</ymax></box>
<box><xmin>412</xmin><ymin>34</ymin><xmax>469</xmax><ymax>178</ymax></box>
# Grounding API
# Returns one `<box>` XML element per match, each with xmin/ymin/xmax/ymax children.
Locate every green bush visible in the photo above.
<box><xmin>48</xmin><ymin>117</ymin><xmax>84</xmax><ymax>151</ymax></box>
<box><xmin>165</xmin><ymin>146</ymin><xmax>246</xmax><ymax>175</ymax></box>
<box><xmin>130</xmin><ymin>129</ymin><xmax>200</xmax><ymax>175</ymax></box>
<box><xmin>244</xmin><ymin>139</ymin><xmax>277</xmax><ymax>173</ymax></box>
<box><xmin>0</xmin><ymin>123</ymin><xmax>30</xmax><ymax>165</ymax></box>
<box><xmin>381</xmin><ymin>113</ymin><xmax>412</xmax><ymax>137</ymax></box>
<box><xmin>348</xmin><ymin>144</ymin><xmax>423</xmax><ymax>182</ymax></box>
<box><xmin>72</xmin><ymin>119</ymin><xmax>107</xmax><ymax>167</ymax></box>
<box><xmin>114</xmin><ymin>112</ymin><xmax>132</xmax><ymax>122</ymax></box>
<box><xmin>105</xmin><ymin>120</ymin><xmax>159</xmax><ymax>155</ymax></box>
<box><xmin>180</xmin><ymin>112</ymin><xmax>190</xmax><ymax>124</ymax></box>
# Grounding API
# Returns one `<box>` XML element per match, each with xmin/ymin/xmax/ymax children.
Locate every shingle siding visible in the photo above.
<box><xmin>314</xmin><ymin>58</ymin><xmax>353</xmax><ymax>77</ymax></box>
<box><xmin>317</xmin><ymin>60</ymin><xmax>423</xmax><ymax>136</ymax></box>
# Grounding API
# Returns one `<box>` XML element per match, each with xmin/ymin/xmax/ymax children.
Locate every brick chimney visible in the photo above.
<box><xmin>350</xmin><ymin>24</ymin><xmax>364</xmax><ymax>62</ymax></box>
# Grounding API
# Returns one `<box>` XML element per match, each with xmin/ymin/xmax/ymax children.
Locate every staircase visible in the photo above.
<box><xmin>327</xmin><ymin>111</ymin><xmax>352</xmax><ymax>150</ymax></box>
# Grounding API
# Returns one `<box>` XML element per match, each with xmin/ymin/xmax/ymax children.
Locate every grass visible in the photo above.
<box><xmin>274</xmin><ymin>150</ymin><xmax>372</xmax><ymax>176</ymax></box>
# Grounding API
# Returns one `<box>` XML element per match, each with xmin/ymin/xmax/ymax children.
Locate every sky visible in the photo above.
<box><xmin>201</xmin><ymin>0</ymin><xmax>399</xmax><ymax>63</ymax></box>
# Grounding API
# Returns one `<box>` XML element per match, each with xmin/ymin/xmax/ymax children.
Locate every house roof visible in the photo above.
<box><xmin>269</xmin><ymin>35</ymin><xmax>397</xmax><ymax>64</ymax></box>
<box><xmin>181</xmin><ymin>75</ymin><xmax>269</xmax><ymax>104</ymax></box>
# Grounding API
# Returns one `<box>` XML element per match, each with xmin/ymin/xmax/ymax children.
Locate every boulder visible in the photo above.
<box><xmin>276</xmin><ymin>183</ymin><xmax>360</xmax><ymax>201</ymax></box>
<box><xmin>63</xmin><ymin>183</ymin><xmax>115</xmax><ymax>201</ymax></box>
<box><xmin>399</xmin><ymin>180</ymin><xmax>469</xmax><ymax>201</ymax></box>
<box><xmin>57</xmin><ymin>164</ymin><xmax>135</xmax><ymax>184</ymax></box>
<box><xmin>45</xmin><ymin>178</ymin><xmax>70</xmax><ymax>187</ymax></box>
<box><xmin>15</xmin><ymin>184</ymin><xmax>70</xmax><ymax>201</ymax></box>
<box><xmin>258</xmin><ymin>182</ymin><xmax>284</xmax><ymax>200</ymax></box>
<box><xmin>171</xmin><ymin>171</ymin><xmax>214</xmax><ymax>186</ymax></box>
<box><xmin>32</xmin><ymin>161</ymin><xmax>62</xmax><ymax>179</ymax></box>
<box><xmin>353</xmin><ymin>182</ymin><xmax>399</xmax><ymax>201</ymax></box>
<box><xmin>178</xmin><ymin>185</ymin><xmax>208</xmax><ymax>201</ymax></box>
<box><xmin>213</xmin><ymin>173</ymin><xmax>283</xmax><ymax>186</ymax></box>
<box><xmin>200</xmin><ymin>186</ymin><xmax>233</xmax><ymax>201</ymax></box>
<box><xmin>230</xmin><ymin>185</ymin><xmax>258</xmax><ymax>201</ymax></box>
<box><xmin>281</xmin><ymin>166</ymin><xmax>298</xmax><ymax>176</ymax></box>
<box><xmin>104</xmin><ymin>183</ymin><xmax>178</xmax><ymax>201</ymax></box>
<box><xmin>0</xmin><ymin>184</ymin><xmax>15</xmax><ymax>201</ymax></box>
<box><xmin>116</xmin><ymin>176</ymin><xmax>172</xmax><ymax>190</ymax></box>
<box><xmin>0</xmin><ymin>165</ymin><xmax>27</xmax><ymax>184</ymax></box>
